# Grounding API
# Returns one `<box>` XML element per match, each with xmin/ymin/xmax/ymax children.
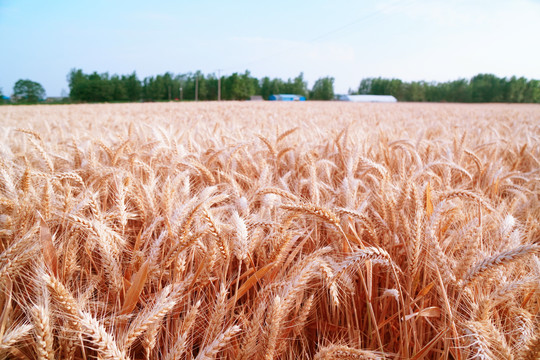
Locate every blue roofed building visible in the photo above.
<box><xmin>268</xmin><ymin>94</ymin><xmax>306</xmax><ymax>101</ymax></box>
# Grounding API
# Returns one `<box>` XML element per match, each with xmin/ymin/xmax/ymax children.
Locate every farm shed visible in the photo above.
<box><xmin>338</xmin><ymin>94</ymin><xmax>397</xmax><ymax>103</ymax></box>
<box><xmin>268</xmin><ymin>94</ymin><xmax>306</xmax><ymax>101</ymax></box>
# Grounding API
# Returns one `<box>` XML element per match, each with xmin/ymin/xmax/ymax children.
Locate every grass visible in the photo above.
<box><xmin>0</xmin><ymin>101</ymin><xmax>539</xmax><ymax>359</ymax></box>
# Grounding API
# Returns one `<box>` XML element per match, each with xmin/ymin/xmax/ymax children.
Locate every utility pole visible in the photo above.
<box><xmin>180</xmin><ymin>87</ymin><xmax>183</xmax><ymax>101</ymax></box>
<box><xmin>168</xmin><ymin>85</ymin><xmax>171</xmax><ymax>101</ymax></box>
<box><xmin>217</xmin><ymin>69</ymin><xmax>222</xmax><ymax>101</ymax></box>
<box><xmin>195</xmin><ymin>76</ymin><xmax>199</xmax><ymax>101</ymax></box>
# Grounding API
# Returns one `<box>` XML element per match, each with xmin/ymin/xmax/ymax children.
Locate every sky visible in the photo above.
<box><xmin>1</xmin><ymin>0</ymin><xmax>540</xmax><ymax>97</ymax></box>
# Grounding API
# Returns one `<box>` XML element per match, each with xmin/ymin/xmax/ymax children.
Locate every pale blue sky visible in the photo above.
<box><xmin>1</xmin><ymin>0</ymin><xmax>540</xmax><ymax>96</ymax></box>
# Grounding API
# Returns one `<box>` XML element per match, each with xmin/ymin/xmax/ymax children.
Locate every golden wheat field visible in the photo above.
<box><xmin>0</xmin><ymin>101</ymin><xmax>539</xmax><ymax>360</ymax></box>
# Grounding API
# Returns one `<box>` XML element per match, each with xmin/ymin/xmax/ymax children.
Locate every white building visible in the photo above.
<box><xmin>338</xmin><ymin>95</ymin><xmax>397</xmax><ymax>103</ymax></box>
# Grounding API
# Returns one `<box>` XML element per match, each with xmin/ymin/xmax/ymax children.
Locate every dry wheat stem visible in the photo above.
<box><xmin>1</xmin><ymin>102</ymin><xmax>539</xmax><ymax>359</ymax></box>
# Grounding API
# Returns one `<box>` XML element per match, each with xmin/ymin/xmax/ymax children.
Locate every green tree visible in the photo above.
<box><xmin>470</xmin><ymin>74</ymin><xmax>505</xmax><ymax>102</ymax></box>
<box><xmin>111</xmin><ymin>75</ymin><xmax>127</xmax><ymax>101</ymax></box>
<box><xmin>67</xmin><ymin>68</ymin><xmax>87</xmax><ymax>101</ymax></box>
<box><xmin>292</xmin><ymin>73</ymin><xmax>308</xmax><ymax>97</ymax></box>
<box><xmin>240</xmin><ymin>70</ymin><xmax>259</xmax><ymax>98</ymax></box>
<box><xmin>177</xmin><ymin>72</ymin><xmax>196</xmax><ymax>101</ymax></box>
<box><xmin>259</xmin><ymin>76</ymin><xmax>286</xmax><ymax>99</ymax></box>
<box><xmin>270</xmin><ymin>78</ymin><xmax>283</xmax><ymax>96</ymax></box>
<box><xmin>357</xmin><ymin>78</ymin><xmax>373</xmax><ymax>94</ymax></box>
<box><xmin>310</xmin><ymin>76</ymin><xmax>334</xmax><ymax>100</ymax></box>
<box><xmin>402</xmin><ymin>81</ymin><xmax>426</xmax><ymax>102</ymax></box>
<box><xmin>282</xmin><ymin>77</ymin><xmax>296</xmax><ymax>94</ymax></box>
<box><xmin>506</xmin><ymin>76</ymin><xmax>527</xmax><ymax>103</ymax></box>
<box><xmin>13</xmin><ymin>79</ymin><xmax>46</xmax><ymax>104</ymax></box>
<box><xmin>142</xmin><ymin>74</ymin><xmax>168</xmax><ymax>101</ymax></box>
<box><xmin>447</xmin><ymin>79</ymin><xmax>471</xmax><ymax>102</ymax></box>
<box><xmin>222</xmin><ymin>73</ymin><xmax>240</xmax><ymax>100</ymax></box>
<box><xmin>221</xmin><ymin>71</ymin><xmax>258</xmax><ymax>100</ymax></box>
<box><xmin>260</xmin><ymin>77</ymin><xmax>273</xmax><ymax>99</ymax></box>
<box><xmin>368</xmin><ymin>78</ymin><xmax>403</xmax><ymax>98</ymax></box>
<box><xmin>524</xmin><ymin>79</ymin><xmax>540</xmax><ymax>103</ymax></box>
<box><xmin>68</xmin><ymin>68</ymin><xmax>144</xmax><ymax>102</ymax></box>
<box><xmin>194</xmin><ymin>71</ymin><xmax>208</xmax><ymax>100</ymax></box>
<box><xmin>68</xmin><ymin>69</ymin><xmax>117</xmax><ymax>102</ymax></box>
<box><xmin>122</xmin><ymin>72</ymin><xmax>142</xmax><ymax>101</ymax></box>
<box><xmin>86</xmin><ymin>72</ymin><xmax>113</xmax><ymax>102</ymax></box>
<box><xmin>369</xmin><ymin>78</ymin><xmax>388</xmax><ymax>95</ymax></box>
<box><xmin>204</xmin><ymin>73</ymin><xmax>219</xmax><ymax>100</ymax></box>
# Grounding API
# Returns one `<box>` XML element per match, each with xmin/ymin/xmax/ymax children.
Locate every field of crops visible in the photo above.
<box><xmin>0</xmin><ymin>102</ymin><xmax>539</xmax><ymax>359</ymax></box>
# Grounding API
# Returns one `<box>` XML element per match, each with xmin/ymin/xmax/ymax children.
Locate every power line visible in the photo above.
<box><xmin>217</xmin><ymin>69</ymin><xmax>222</xmax><ymax>101</ymax></box>
<box><xmin>218</xmin><ymin>0</ymin><xmax>419</xmax><ymax>73</ymax></box>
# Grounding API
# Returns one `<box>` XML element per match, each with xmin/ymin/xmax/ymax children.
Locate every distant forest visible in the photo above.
<box><xmin>3</xmin><ymin>69</ymin><xmax>540</xmax><ymax>104</ymax></box>
<box><xmin>66</xmin><ymin>69</ymin><xmax>334</xmax><ymax>102</ymax></box>
<box><xmin>356</xmin><ymin>75</ymin><xmax>540</xmax><ymax>103</ymax></box>
<box><xmin>67</xmin><ymin>69</ymin><xmax>540</xmax><ymax>103</ymax></box>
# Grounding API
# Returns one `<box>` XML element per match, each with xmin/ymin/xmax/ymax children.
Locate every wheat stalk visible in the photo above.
<box><xmin>1</xmin><ymin>102</ymin><xmax>539</xmax><ymax>359</ymax></box>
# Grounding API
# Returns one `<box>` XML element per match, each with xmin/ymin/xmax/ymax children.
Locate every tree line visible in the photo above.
<box><xmin>66</xmin><ymin>69</ymin><xmax>540</xmax><ymax>103</ymax></box>
<box><xmin>67</xmin><ymin>69</ymin><xmax>335</xmax><ymax>102</ymax></box>
<box><xmin>355</xmin><ymin>74</ymin><xmax>540</xmax><ymax>103</ymax></box>
<box><xmin>2</xmin><ymin>70</ymin><xmax>540</xmax><ymax>104</ymax></box>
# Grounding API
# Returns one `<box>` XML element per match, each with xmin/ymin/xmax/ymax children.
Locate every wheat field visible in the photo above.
<box><xmin>0</xmin><ymin>102</ymin><xmax>539</xmax><ymax>359</ymax></box>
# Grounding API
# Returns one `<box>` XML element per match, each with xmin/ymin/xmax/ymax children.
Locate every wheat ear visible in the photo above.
<box><xmin>281</xmin><ymin>203</ymin><xmax>340</xmax><ymax>227</ymax></box>
<box><xmin>313</xmin><ymin>344</ymin><xmax>382</xmax><ymax>359</ymax></box>
<box><xmin>164</xmin><ymin>300</ymin><xmax>202</xmax><ymax>360</ymax></box>
<box><xmin>79</xmin><ymin>311</ymin><xmax>129</xmax><ymax>360</ymax></box>
<box><xmin>42</xmin><ymin>273</ymin><xmax>79</xmax><ymax>326</ymax></box>
<box><xmin>265</xmin><ymin>296</ymin><xmax>284</xmax><ymax>360</ymax></box>
<box><xmin>463</xmin><ymin>244</ymin><xmax>540</xmax><ymax>286</ymax></box>
<box><xmin>31</xmin><ymin>305</ymin><xmax>55</xmax><ymax>360</ymax></box>
<box><xmin>202</xmin><ymin>207</ymin><xmax>228</xmax><ymax>260</ymax></box>
<box><xmin>0</xmin><ymin>324</ymin><xmax>32</xmax><ymax>353</ymax></box>
<box><xmin>195</xmin><ymin>325</ymin><xmax>241</xmax><ymax>360</ymax></box>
